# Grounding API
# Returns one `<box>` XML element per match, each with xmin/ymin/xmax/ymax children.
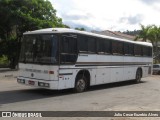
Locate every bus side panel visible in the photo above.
<box><xmin>88</xmin><ymin>68</ymin><xmax>96</xmax><ymax>86</ymax></box>
<box><xmin>58</xmin><ymin>67</ymin><xmax>74</xmax><ymax>89</ymax></box>
<box><xmin>123</xmin><ymin>56</ymin><xmax>137</xmax><ymax>80</ymax></box>
<box><xmin>49</xmin><ymin>66</ymin><xmax>59</xmax><ymax>81</ymax></box>
<box><xmin>110</xmin><ymin>56</ymin><xmax>124</xmax><ymax>82</ymax></box>
<box><xmin>77</xmin><ymin>54</ymin><xmax>97</xmax><ymax>63</ymax></box>
<box><xmin>111</xmin><ymin>67</ymin><xmax>124</xmax><ymax>82</ymax></box>
<box><xmin>142</xmin><ymin>57</ymin><xmax>153</xmax><ymax>77</ymax></box>
<box><xmin>142</xmin><ymin>67</ymin><xmax>148</xmax><ymax>77</ymax></box>
<box><xmin>96</xmin><ymin>67</ymin><xmax>111</xmax><ymax>84</ymax></box>
<box><xmin>58</xmin><ymin>67</ymin><xmax>97</xmax><ymax>89</ymax></box>
<box><xmin>96</xmin><ymin>55</ymin><xmax>111</xmax><ymax>85</ymax></box>
<box><xmin>76</xmin><ymin>54</ymin><xmax>97</xmax><ymax>86</ymax></box>
<box><xmin>123</xmin><ymin>67</ymin><xmax>136</xmax><ymax>80</ymax></box>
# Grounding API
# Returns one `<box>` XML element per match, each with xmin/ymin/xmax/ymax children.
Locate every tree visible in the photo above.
<box><xmin>135</xmin><ymin>24</ymin><xmax>160</xmax><ymax>63</ymax></box>
<box><xmin>0</xmin><ymin>0</ymin><xmax>66</xmax><ymax>68</ymax></box>
<box><xmin>75</xmin><ymin>27</ymin><xmax>86</xmax><ymax>31</ymax></box>
<box><xmin>148</xmin><ymin>26</ymin><xmax>160</xmax><ymax>63</ymax></box>
<box><xmin>135</xmin><ymin>24</ymin><xmax>153</xmax><ymax>42</ymax></box>
<box><xmin>122</xmin><ymin>30</ymin><xmax>140</xmax><ymax>36</ymax></box>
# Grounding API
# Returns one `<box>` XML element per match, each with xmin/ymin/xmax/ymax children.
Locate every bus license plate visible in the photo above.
<box><xmin>28</xmin><ymin>80</ymin><xmax>35</xmax><ymax>85</ymax></box>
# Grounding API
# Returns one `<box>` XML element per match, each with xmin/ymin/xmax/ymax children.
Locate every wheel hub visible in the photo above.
<box><xmin>77</xmin><ymin>79</ymin><xmax>85</xmax><ymax>90</ymax></box>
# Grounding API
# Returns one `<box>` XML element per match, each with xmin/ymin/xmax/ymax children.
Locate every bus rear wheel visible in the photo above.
<box><xmin>74</xmin><ymin>76</ymin><xmax>87</xmax><ymax>93</ymax></box>
<box><xmin>135</xmin><ymin>69</ymin><xmax>142</xmax><ymax>83</ymax></box>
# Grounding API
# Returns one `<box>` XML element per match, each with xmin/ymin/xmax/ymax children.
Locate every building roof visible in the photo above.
<box><xmin>92</xmin><ymin>30</ymin><xmax>137</xmax><ymax>40</ymax></box>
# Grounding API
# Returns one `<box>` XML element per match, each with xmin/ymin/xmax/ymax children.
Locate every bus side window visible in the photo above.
<box><xmin>148</xmin><ymin>47</ymin><xmax>152</xmax><ymax>57</ymax></box>
<box><xmin>129</xmin><ymin>44</ymin><xmax>134</xmax><ymax>55</ymax></box>
<box><xmin>112</xmin><ymin>41</ymin><xmax>117</xmax><ymax>54</ymax></box>
<box><xmin>112</xmin><ymin>41</ymin><xmax>123</xmax><ymax>55</ymax></box>
<box><xmin>97</xmin><ymin>38</ymin><xmax>105</xmax><ymax>54</ymax></box>
<box><xmin>61</xmin><ymin>36</ymin><xmax>77</xmax><ymax>53</ymax></box>
<box><xmin>61</xmin><ymin>35</ymin><xmax>77</xmax><ymax>63</ymax></box>
<box><xmin>143</xmin><ymin>46</ymin><xmax>148</xmax><ymax>56</ymax></box>
<box><xmin>124</xmin><ymin>42</ymin><xmax>129</xmax><ymax>55</ymax></box>
<box><xmin>124</xmin><ymin>43</ymin><xmax>134</xmax><ymax>56</ymax></box>
<box><xmin>97</xmin><ymin>38</ymin><xmax>111</xmax><ymax>54</ymax></box>
<box><xmin>134</xmin><ymin>45</ymin><xmax>142</xmax><ymax>56</ymax></box>
<box><xmin>88</xmin><ymin>37</ymin><xmax>96</xmax><ymax>53</ymax></box>
<box><xmin>78</xmin><ymin>35</ymin><xmax>88</xmax><ymax>52</ymax></box>
<box><xmin>105</xmin><ymin>39</ymin><xmax>111</xmax><ymax>54</ymax></box>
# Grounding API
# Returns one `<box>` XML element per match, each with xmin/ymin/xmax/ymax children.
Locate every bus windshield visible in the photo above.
<box><xmin>19</xmin><ymin>34</ymin><xmax>58</xmax><ymax>64</ymax></box>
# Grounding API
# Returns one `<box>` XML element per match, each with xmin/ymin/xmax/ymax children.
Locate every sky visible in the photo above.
<box><xmin>50</xmin><ymin>0</ymin><xmax>160</xmax><ymax>31</ymax></box>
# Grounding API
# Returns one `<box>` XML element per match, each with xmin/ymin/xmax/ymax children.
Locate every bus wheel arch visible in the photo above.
<box><xmin>74</xmin><ymin>70</ymin><xmax>90</xmax><ymax>92</ymax></box>
<box><xmin>135</xmin><ymin>67</ymin><xmax>142</xmax><ymax>83</ymax></box>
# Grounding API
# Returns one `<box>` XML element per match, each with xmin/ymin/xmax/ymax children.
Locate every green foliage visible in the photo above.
<box><xmin>0</xmin><ymin>0</ymin><xmax>66</xmax><ymax>68</ymax></box>
<box><xmin>0</xmin><ymin>0</ymin><xmax>65</xmax><ymax>40</ymax></box>
<box><xmin>136</xmin><ymin>24</ymin><xmax>160</xmax><ymax>63</ymax></box>
<box><xmin>135</xmin><ymin>24</ymin><xmax>153</xmax><ymax>42</ymax></box>
<box><xmin>75</xmin><ymin>27</ymin><xmax>86</xmax><ymax>31</ymax></box>
<box><xmin>0</xmin><ymin>55</ymin><xmax>10</xmax><ymax>67</ymax></box>
<box><xmin>123</xmin><ymin>30</ymin><xmax>140</xmax><ymax>36</ymax></box>
<box><xmin>135</xmin><ymin>24</ymin><xmax>160</xmax><ymax>44</ymax></box>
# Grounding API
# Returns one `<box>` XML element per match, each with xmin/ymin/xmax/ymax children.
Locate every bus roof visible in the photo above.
<box><xmin>24</xmin><ymin>28</ymin><xmax>152</xmax><ymax>47</ymax></box>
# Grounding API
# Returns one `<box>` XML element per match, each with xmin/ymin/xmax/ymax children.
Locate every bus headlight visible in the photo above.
<box><xmin>38</xmin><ymin>82</ymin><xmax>49</xmax><ymax>87</ymax></box>
<box><xmin>44</xmin><ymin>83</ymin><xmax>49</xmax><ymax>87</ymax></box>
<box><xmin>39</xmin><ymin>82</ymin><xmax>44</xmax><ymax>86</ymax></box>
<box><xmin>17</xmin><ymin>79</ymin><xmax>25</xmax><ymax>83</ymax></box>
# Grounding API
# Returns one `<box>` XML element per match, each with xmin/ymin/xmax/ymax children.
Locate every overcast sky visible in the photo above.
<box><xmin>50</xmin><ymin>0</ymin><xmax>160</xmax><ymax>31</ymax></box>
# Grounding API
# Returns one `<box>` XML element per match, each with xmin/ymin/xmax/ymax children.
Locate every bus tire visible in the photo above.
<box><xmin>135</xmin><ymin>69</ymin><xmax>142</xmax><ymax>83</ymax></box>
<box><xmin>74</xmin><ymin>75</ymin><xmax>87</xmax><ymax>93</ymax></box>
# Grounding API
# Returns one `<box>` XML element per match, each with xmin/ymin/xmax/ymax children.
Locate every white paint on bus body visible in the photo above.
<box><xmin>17</xmin><ymin>28</ymin><xmax>153</xmax><ymax>90</ymax></box>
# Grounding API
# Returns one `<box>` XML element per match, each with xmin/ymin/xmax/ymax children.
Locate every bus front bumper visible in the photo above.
<box><xmin>17</xmin><ymin>77</ymin><xmax>59</xmax><ymax>90</ymax></box>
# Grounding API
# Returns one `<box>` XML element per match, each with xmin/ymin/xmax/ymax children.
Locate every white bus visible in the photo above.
<box><xmin>17</xmin><ymin>28</ymin><xmax>152</xmax><ymax>92</ymax></box>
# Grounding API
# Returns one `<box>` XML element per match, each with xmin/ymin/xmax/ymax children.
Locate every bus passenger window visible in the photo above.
<box><xmin>124</xmin><ymin>43</ymin><xmax>129</xmax><ymax>55</ymax></box>
<box><xmin>134</xmin><ymin>45</ymin><xmax>142</xmax><ymax>56</ymax></box>
<box><xmin>112</xmin><ymin>41</ymin><xmax>123</xmax><ymax>55</ymax></box>
<box><xmin>143</xmin><ymin>46</ymin><xmax>148</xmax><ymax>56</ymax></box>
<box><xmin>124</xmin><ymin>43</ymin><xmax>134</xmax><ymax>55</ymax></box>
<box><xmin>97</xmin><ymin>38</ymin><xmax>111</xmax><ymax>54</ymax></box>
<box><xmin>104</xmin><ymin>40</ymin><xmax>111</xmax><ymax>54</ymax></box>
<box><xmin>61</xmin><ymin>36</ymin><xmax>77</xmax><ymax>53</ymax></box>
<box><xmin>129</xmin><ymin>44</ymin><xmax>134</xmax><ymax>55</ymax></box>
<box><xmin>148</xmin><ymin>47</ymin><xmax>152</xmax><ymax>57</ymax></box>
<box><xmin>97</xmin><ymin>39</ymin><xmax>105</xmax><ymax>53</ymax></box>
<box><xmin>88</xmin><ymin>37</ymin><xmax>96</xmax><ymax>53</ymax></box>
<box><xmin>78</xmin><ymin>35</ymin><xmax>88</xmax><ymax>52</ymax></box>
<box><xmin>61</xmin><ymin>35</ymin><xmax>77</xmax><ymax>64</ymax></box>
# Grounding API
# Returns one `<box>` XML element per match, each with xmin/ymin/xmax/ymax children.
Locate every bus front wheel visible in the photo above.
<box><xmin>135</xmin><ymin>69</ymin><xmax>142</xmax><ymax>83</ymax></box>
<box><xmin>74</xmin><ymin>76</ymin><xmax>87</xmax><ymax>93</ymax></box>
